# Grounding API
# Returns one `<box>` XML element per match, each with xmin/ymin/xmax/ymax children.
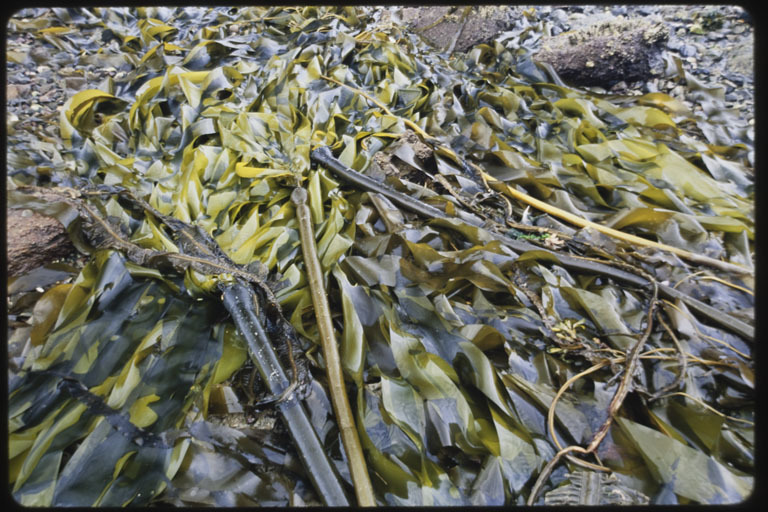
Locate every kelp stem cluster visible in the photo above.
<box><xmin>220</xmin><ymin>282</ymin><xmax>350</xmax><ymax>506</ymax></box>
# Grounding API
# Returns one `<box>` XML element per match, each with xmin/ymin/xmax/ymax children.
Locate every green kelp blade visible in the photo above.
<box><xmin>616</xmin><ymin>417</ymin><xmax>752</xmax><ymax>504</ymax></box>
<box><xmin>163</xmin><ymin>419</ymin><xmax>314</xmax><ymax>506</ymax></box>
<box><xmin>10</xmin><ymin>252</ymin><xmax>225</xmax><ymax>506</ymax></box>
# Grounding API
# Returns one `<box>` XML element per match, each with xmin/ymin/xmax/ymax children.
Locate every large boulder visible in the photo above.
<box><xmin>7</xmin><ymin>208</ymin><xmax>76</xmax><ymax>277</ymax></box>
<box><xmin>534</xmin><ymin>18</ymin><xmax>669</xmax><ymax>88</ymax></box>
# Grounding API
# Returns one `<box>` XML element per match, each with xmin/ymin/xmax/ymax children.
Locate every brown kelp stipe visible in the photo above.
<box><xmin>292</xmin><ymin>186</ymin><xmax>376</xmax><ymax>507</ymax></box>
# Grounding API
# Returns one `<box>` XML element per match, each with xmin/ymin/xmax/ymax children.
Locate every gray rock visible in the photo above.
<box><xmin>550</xmin><ymin>8</ymin><xmax>569</xmax><ymax>25</ymax></box>
<box><xmin>7</xmin><ymin>84</ymin><xmax>31</xmax><ymax>101</ymax></box>
<box><xmin>636</xmin><ymin>6</ymin><xmax>656</xmax><ymax>16</ymax></box>
<box><xmin>29</xmin><ymin>46</ymin><xmax>49</xmax><ymax>64</ymax></box>
<box><xmin>679</xmin><ymin>44</ymin><xmax>697</xmax><ymax>57</ymax></box>
<box><xmin>666</xmin><ymin>37</ymin><xmax>683</xmax><ymax>51</ymax></box>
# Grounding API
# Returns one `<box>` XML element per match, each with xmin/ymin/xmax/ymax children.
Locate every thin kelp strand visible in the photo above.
<box><xmin>655</xmin><ymin>392</ymin><xmax>754</xmax><ymax>426</ymax></box>
<box><xmin>647</xmin><ymin>312</ymin><xmax>688</xmax><ymax>401</ymax></box>
<box><xmin>673</xmin><ymin>271</ymin><xmax>754</xmax><ymax>296</ymax></box>
<box><xmin>529</xmin><ymin>274</ymin><xmax>658</xmax><ymax>505</ymax></box>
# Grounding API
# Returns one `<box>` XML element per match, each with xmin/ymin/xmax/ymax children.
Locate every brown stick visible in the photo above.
<box><xmin>291</xmin><ymin>186</ymin><xmax>376</xmax><ymax>507</ymax></box>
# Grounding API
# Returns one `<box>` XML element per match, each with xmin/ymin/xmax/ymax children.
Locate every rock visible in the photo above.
<box><xmin>534</xmin><ymin>18</ymin><xmax>669</xmax><ymax>88</ymax></box>
<box><xmin>7</xmin><ymin>209</ymin><xmax>76</xmax><ymax>277</ymax></box>
<box><xmin>364</xmin><ymin>130</ymin><xmax>433</xmax><ymax>183</ymax></box>
<box><xmin>7</xmin><ymin>84</ymin><xmax>31</xmax><ymax>101</ymax></box>
<box><xmin>679</xmin><ymin>43</ymin><xmax>697</xmax><ymax>57</ymax></box>
<box><xmin>29</xmin><ymin>46</ymin><xmax>49</xmax><ymax>64</ymax></box>
<box><xmin>666</xmin><ymin>37</ymin><xmax>683</xmax><ymax>51</ymax></box>
<box><xmin>39</xmin><ymin>89</ymin><xmax>58</xmax><ymax>103</ymax></box>
<box><xmin>64</xmin><ymin>76</ymin><xmax>86</xmax><ymax>90</ymax></box>
<box><xmin>721</xmin><ymin>40</ymin><xmax>753</xmax><ymax>77</ymax></box>
<box><xmin>397</xmin><ymin>5</ymin><xmax>517</xmax><ymax>54</ymax></box>
<box><xmin>550</xmin><ymin>8</ymin><xmax>569</xmax><ymax>25</ymax></box>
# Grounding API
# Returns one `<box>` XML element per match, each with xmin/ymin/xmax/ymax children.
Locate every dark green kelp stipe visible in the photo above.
<box><xmin>8</xmin><ymin>6</ymin><xmax>753</xmax><ymax>506</ymax></box>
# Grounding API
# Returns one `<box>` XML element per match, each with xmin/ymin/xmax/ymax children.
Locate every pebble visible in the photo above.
<box><xmin>666</xmin><ymin>38</ymin><xmax>682</xmax><ymax>51</ymax></box>
<box><xmin>39</xmin><ymin>90</ymin><xmax>58</xmax><ymax>102</ymax></box>
<box><xmin>550</xmin><ymin>9</ymin><xmax>569</xmax><ymax>25</ymax></box>
<box><xmin>679</xmin><ymin>44</ymin><xmax>696</xmax><ymax>57</ymax></box>
<box><xmin>7</xmin><ymin>84</ymin><xmax>31</xmax><ymax>100</ymax></box>
<box><xmin>64</xmin><ymin>77</ymin><xmax>86</xmax><ymax>89</ymax></box>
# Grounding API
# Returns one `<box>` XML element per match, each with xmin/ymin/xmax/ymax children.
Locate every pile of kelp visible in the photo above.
<box><xmin>8</xmin><ymin>6</ymin><xmax>754</xmax><ymax>506</ymax></box>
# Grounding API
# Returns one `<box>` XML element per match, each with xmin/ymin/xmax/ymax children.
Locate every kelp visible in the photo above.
<box><xmin>8</xmin><ymin>5</ymin><xmax>753</xmax><ymax>506</ymax></box>
<box><xmin>292</xmin><ymin>186</ymin><xmax>376</xmax><ymax>505</ymax></box>
<box><xmin>311</xmin><ymin>147</ymin><xmax>753</xmax><ymax>340</ymax></box>
<box><xmin>8</xmin><ymin>184</ymin><xmax>351</xmax><ymax>505</ymax></box>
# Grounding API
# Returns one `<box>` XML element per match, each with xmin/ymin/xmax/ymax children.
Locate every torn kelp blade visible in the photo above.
<box><xmin>218</xmin><ymin>280</ymin><xmax>350</xmax><ymax>507</ymax></box>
